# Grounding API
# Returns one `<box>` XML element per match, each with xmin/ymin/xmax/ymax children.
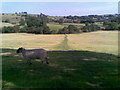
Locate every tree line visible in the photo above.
<box><xmin>51</xmin><ymin>14</ymin><xmax>120</xmax><ymax>31</ymax></box>
<box><xmin>2</xmin><ymin>13</ymin><xmax>51</xmax><ymax>34</ymax></box>
<box><xmin>1</xmin><ymin>13</ymin><xmax>119</xmax><ymax>34</ymax></box>
<box><xmin>1</xmin><ymin>23</ymin><xmax>101</xmax><ymax>34</ymax></box>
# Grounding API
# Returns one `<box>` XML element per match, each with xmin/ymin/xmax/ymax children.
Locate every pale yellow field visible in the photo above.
<box><xmin>68</xmin><ymin>31</ymin><xmax>118</xmax><ymax>55</ymax></box>
<box><xmin>1</xmin><ymin>33</ymin><xmax>65</xmax><ymax>50</ymax></box>
<box><xmin>1</xmin><ymin>31</ymin><xmax>118</xmax><ymax>55</ymax></box>
<box><xmin>0</xmin><ymin>22</ymin><xmax>14</xmax><ymax>28</ymax></box>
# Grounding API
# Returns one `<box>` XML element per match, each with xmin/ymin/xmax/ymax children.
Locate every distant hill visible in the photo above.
<box><xmin>1</xmin><ymin>13</ymin><xmax>119</xmax><ymax>34</ymax></box>
<box><xmin>1</xmin><ymin>14</ymin><xmax>23</xmax><ymax>24</ymax></box>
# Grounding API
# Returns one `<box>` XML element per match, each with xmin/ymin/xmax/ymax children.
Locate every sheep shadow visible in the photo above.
<box><xmin>1</xmin><ymin>48</ymin><xmax>119</xmax><ymax>88</ymax></box>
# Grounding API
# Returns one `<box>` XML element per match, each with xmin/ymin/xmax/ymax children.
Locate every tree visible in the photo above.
<box><xmin>58</xmin><ymin>25</ymin><xmax>79</xmax><ymax>34</ymax></box>
<box><xmin>118</xmin><ymin>15</ymin><xmax>120</xmax><ymax>24</ymax></box>
<box><xmin>81</xmin><ymin>23</ymin><xmax>100</xmax><ymax>32</ymax></box>
<box><xmin>12</xmin><ymin>26</ymin><xmax>20</xmax><ymax>32</ymax></box>
<box><xmin>4</xmin><ymin>19</ymin><xmax>10</xmax><ymax>23</ymax></box>
<box><xmin>105</xmin><ymin>22</ymin><xmax>118</xmax><ymax>30</ymax></box>
<box><xmin>25</xmin><ymin>16</ymin><xmax>42</xmax><ymax>27</ymax></box>
<box><xmin>38</xmin><ymin>13</ymin><xmax>49</xmax><ymax>24</ymax></box>
<box><xmin>26</xmin><ymin>26</ymin><xmax>51</xmax><ymax>34</ymax></box>
<box><xmin>19</xmin><ymin>19</ymin><xmax>25</xmax><ymax>26</ymax></box>
<box><xmin>118</xmin><ymin>26</ymin><xmax>120</xmax><ymax>31</ymax></box>
<box><xmin>42</xmin><ymin>25</ymin><xmax>51</xmax><ymax>34</ymax></box>
<box><xmin>58</xmin><ymin>18</ymin><xmax>64</xmax><ymax>24</ymax></box>
<box><xmin>68</xmin><ymin>25</ymin><xmax>79</xmax><ymax>33</ymax></box>
<box><xmin>58</xmin><ymin>27</ymin><xmax>68</xmax><ymax>34</ymax></box>
<box><xmin>19</xmin><ymin>26</ymin><xmax>28</xmax><ymax>33</ymax></box>
<box><xmin>2</xmin><ymin>26</ymin><xmax>16</xmax><ymax>33</ymax></box>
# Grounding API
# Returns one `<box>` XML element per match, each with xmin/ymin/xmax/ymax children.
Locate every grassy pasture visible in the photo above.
<box><xmin>2</xmin><ymin>31</ymin><xmax>118</xmax><ymax>55</ymax></box>
<box><xmin>1</xmin><ymin>14</ymin><xmax>22</xmax><ymax>24</ymax></box>
<box><xmin>63</xmin><ymin>23</ymin><xmax>85</xmax><ymax>26</ymax></box>
<box><xmin>0</xmin><ymin>23</ymin><xmax>14</xmax><ymax>28</ymax></box>
<box><xmin>1</xmin><ymin>31</ymin><xmax>119</xmax><ymax>88</ymax></box>
<box><xmin>47</xmin><ymin>23</ymin><xmax>66</xmax><ymax>32</ymax></box>
<box><xmin>47</xmin><ymin>23</ymin><xmax>85</xmax><ymax>32</ymax></box>
<box><xmin>2</xmin><ymin>49</ymin><xmax>118</xmax><ymax>88</ymax></box>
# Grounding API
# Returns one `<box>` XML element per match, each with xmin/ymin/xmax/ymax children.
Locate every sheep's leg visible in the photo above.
<box><xmin>45</xmin><ymin>57</ymin><xmax>49</xmax><ymax>64</ymax></box>
<box><xmin>29</xmin><ymin>60</ymin><xmax>32</xmax><ymax>65</ymax></box>
<box><xmin>24</xmin><ymin>58</ymin><xmax>29</xmax><ymax>64</ymax></box>
<box><xmin>40</xmin><ymin>57</ymin><xmax>44</xmax><ymax>64</ymax></box>
<box><xmin>40</xmin><ymin>56</ymin><xmax>45</xmax><ymax>64</ymax></box>
<box><xmin>41</xmin><ymin>60</ymin><xmax>43</xmax><ymax>64</ymax></box>
<box><xmin>26</xmin><ymin>59</ymin><xmax>32</xmax><ymax>65</ymax></box>
<box><xmin>41</xmin><ymin>56</ymin><xmax>49</xmax><ymax>64</ymax></box>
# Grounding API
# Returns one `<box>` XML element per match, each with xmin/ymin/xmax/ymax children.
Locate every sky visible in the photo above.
<box><xmin>2</xmin><ymin>0</ymin><xmax>120</xmax><ymax>2</ymax></box>
<box><xmin>2</xmin><ymin>2</ymin><xmax>118</xmax><ymax>16</ymax></box>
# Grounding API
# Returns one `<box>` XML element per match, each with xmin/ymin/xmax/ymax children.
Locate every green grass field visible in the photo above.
<box><xmin>1</xmin><ymin>31</ymin><xmax>119</xmax><ymax>88</ymax></box>
<box><xmin>47</xmin><ymin>23</ymin><xmax>66</xmax><ymax>32</ymax></box>
<box><xmin>47</xmin><ymin>23</ymin><xmax>85</xmax><ymax>32</ymax></box>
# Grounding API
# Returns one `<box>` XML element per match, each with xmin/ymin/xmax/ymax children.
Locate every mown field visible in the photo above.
<box><xmin>47</xmin><ymin>23</ymin><xmax>84</xmax><ymax>32</ymax></box>
<box><xmin>2</xmin><ymin>31</ymin><xmax>118</xmax><ymax>55</ymax></box>
<box><xmin>0</xmin><ymin>23</ymin><xmax>14</xmax><ymax>28</ymax></box>
<box><xmin>1</xmin><ymin>31</ymin><xmax>119</xmax><ymax>88</ymax></box>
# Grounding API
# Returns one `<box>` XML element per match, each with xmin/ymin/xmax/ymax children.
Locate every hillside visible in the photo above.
<box><xmin>1</xmin><ymin>31</ymin><xmax>118</xmax><ymax>88</ymax></box>
<box><xmin>1</xmin><ymin>14</ymin><xmax>23</xmax><ymax>24</ymax></box>
<box><xmin>1</xmin><ymin>13</ymin><xmax>119</xmax><ymax>34</ymax></box>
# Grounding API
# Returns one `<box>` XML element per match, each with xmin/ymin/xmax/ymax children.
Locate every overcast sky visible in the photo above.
<box><xmin>2</xmin><ymin>2</ymin><xmax>118</xmax><ymax>16</ymax></box>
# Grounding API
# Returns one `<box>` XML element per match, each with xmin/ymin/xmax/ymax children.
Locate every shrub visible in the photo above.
<box><xmin>4</xmin><ymin>19</ymin><xmax>10</xmax><ymax>23</ymax></box>
<box><xmin>58</xmin><ymin>25</ymin><xmax>80</xmax><ymax>34</ymax></box>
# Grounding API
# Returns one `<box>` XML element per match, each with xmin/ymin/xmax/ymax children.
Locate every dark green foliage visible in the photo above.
<box><xmin>102</xmin><ymin>15</ymin><xmax>119</xmax><ymax>30</ymax></box>
<box><xmin>118</xmin><ymin>15</ymin><xmax>120</xmax><ymax>24</ymax></box>
<box><xmin>103</xmin><ymin>22</ymin><xmax>118</xmax><ymax>30</ymax></box>
<box><xmin>1</xmin><ymin>14</ymin><xmax>51</xmax><ymax>34</ymax></box>
<box><xmin>4</xmin><ymin>19</ymin><xmax>10</xmax><ymax>23</ymax></box>
<box><xmin>25</xmin><ymin>14</ymin><xmax>49</xmax><ymax>27</ymax></box>
<box><xmin>80</xmin><ymin>20</ymin><xmax>94</xmax><ymax>23</ymax></box>
<box><xmin>82</xmin><ymin>23</ymin><xmax>100</xmax><ymax>32</ymax></box>
<box><xmin>27</xmin><ymin>27</ymin><xmax>42</xmax><ymax>34</ymax></box>
<box><xmin>58</xmin><ymin>25</ymin><xmax>79</xmax><ymax>34</ymax></box>
<box><xmin>90</xmin><ymin>24</ymin><xmax>100</xmax><ymax>31</ymax></box>
<box><xmin>118</xmin><ymin>26</ymin><xmax>120</xmax><ymax>31</ymax></box>
<box><xmin>38</xmin><ymin>13</ymin><xmax>49</xmax><ymax>24</ymax></box>
<box><xmin>27</xmin><ymin>26</ymin><xmax>51</xmax><ymax>34</ymax></box>
<box><xmin>68</xmin><ymin>25</ymin><xmax>79</xmax><ymax>33</ymax></box>
<box><xmin>106</xmin><ymin>23</ymin><xmax>118</xmax><ymax>30</ymax></box>
<box><xmin>21</xmin><ymin>14</ymin><xmax>51</xmax><ymax>34</ymax></box>
<box><xmin>42</xmin><ymin>25</ymin><xmax>51</xmax><ymax>34</ymax></box>
<box><xmin>19</xmin><ymin>19</ymin><xmax>25</xmax><ymax>26</ymax></box>
<box><xmin>2</xmin><ymin>26</ymin><xmax>19</xmax><ymax>33</ymax></box>
<box><xmin>2</xmin><ymin>14</ymin><xmax>51</xmax><ymax>34</ymax></box>
<box><xmin>58</xmin><ymin>27</ymin><xmax>69</xmax><ymax>34</ymax></box>
<box><xmin>25</xmin><ymin>16</ymin><xmax>43</xmax><ymax>27</ymax></box>
<box><xmin>19</xmin><ymin>26</ymin><xmax>28</xmax><ymax>33</ymax></box>
<box><xmin>58</xmin><ymin>18</ymin><xmax>64</xmax><ymax>24</ymax></box>
<box><xmin>2</xmin><ymin>27</ymin><xmax>11</xmax><ymax>33</ymax></box>
<box><xmin>50</xmin><ymin>30</ymin><xmax>58</xmax><ymax>34</ymax></box>
<box><xmin>12</xmin><ymin>26</ymin><xmax>20</xmax><ymax>32</ymax></box>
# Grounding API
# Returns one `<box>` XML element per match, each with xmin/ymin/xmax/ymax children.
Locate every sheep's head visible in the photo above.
<box><xmin>16</xmin><ymin>47</ymin><xmax>24</xmax><ymax>53</ymax></box>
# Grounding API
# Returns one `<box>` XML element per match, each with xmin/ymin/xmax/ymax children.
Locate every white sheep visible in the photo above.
<box><xmin>16</xmin><ymin>47</ymin><xmax>49</xmax><ymax>64</ymax></box>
